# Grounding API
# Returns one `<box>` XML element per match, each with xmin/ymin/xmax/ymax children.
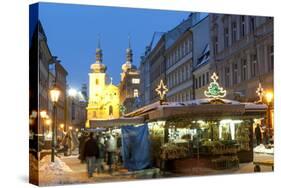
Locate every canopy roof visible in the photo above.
<box><xmin>89</xmin><ymin>116</ymin><xmax>144</xmax><ymax>128</ymax></box>
<box><xmin>89</xmin><ymin>99</ymin><xmax>267</xmax><ymax>128</ymax></box>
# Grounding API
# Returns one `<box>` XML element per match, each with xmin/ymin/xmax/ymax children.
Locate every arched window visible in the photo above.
<box><xmin>109</xmin><ymin>105</ymin><xmax>113</xmax><ymax>116</ymax></box>
<box><xmin>96</xmin><ymin>79</ymin><xmax>99</xmax><ymax>85</ymax></box>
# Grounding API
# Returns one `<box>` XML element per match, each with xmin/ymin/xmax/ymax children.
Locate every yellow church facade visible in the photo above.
<box><xmin>86</xmin><ymin>43</ymin><xmax>120</xmax><ymax>128</ymax></box>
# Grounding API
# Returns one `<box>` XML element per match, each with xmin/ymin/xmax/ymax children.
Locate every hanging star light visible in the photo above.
<box><xmin>256</xmin><ymin>82</ymin><xmax>264</xmax><ymax>103</ymax></box>
<box><xmin>155</xmin><ymin>79</ymin><xmax>168</xmax><ymax>103</ymax></box>
<box><xmin>204</xmin><ymin>72</ymin><xmax>226</xmax><ymax>99</ymax></box>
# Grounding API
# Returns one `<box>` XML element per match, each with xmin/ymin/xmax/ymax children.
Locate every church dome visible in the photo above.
<box><xmin>90</xmin><ymin>43</ymin><xmax>107</xmax><ymax>73</ymax></box>
<box><xmin>91</xmin><ymin>63</ymin><xmax>107</xmax><ymax>73</ymax></box>
<box><xmin>122</xmin><ymin>62</ymin><xmax>132</xmax><ymax>72</ymax></box>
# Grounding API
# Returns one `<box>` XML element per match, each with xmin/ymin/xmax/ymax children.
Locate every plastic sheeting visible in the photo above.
<box><xmin>121</xmin><ymin>123</ymin><xmax>151</xmax><ymax>171</ymax></box>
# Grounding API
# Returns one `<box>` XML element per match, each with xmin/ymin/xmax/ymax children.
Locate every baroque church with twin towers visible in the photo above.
<box><xmin>86</xmin><ymin>37</ymin><xmax>140</xmax><ymax>128</ymax></box>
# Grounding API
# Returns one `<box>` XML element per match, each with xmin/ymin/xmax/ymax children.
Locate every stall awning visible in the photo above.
<box><xmin>89</xmin><ymin>116</ymin><xmax>145</xmax><ymax>128</ymax></box>
<box><xmin>124</xmin><ymin>99</ymin><xmax>267</xmax><ymax>121</ymax></box>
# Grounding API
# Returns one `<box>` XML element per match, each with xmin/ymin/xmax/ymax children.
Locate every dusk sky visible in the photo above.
<box><xmin>39</xmin><ymin>3</ymin><xmax>192</xmax><ymax>90</ymax></box>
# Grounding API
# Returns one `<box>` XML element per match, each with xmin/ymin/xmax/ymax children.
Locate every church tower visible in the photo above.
<box><xmin>86</xmin><ymin>38</ymin><xmax>120</xmax><ymax>128</ymax></box>
<box><xmin>119</xmin><ymin>37</ymin><xmax>140</xmax><ymax>113</ymax></box>
<box><xmin>88</xmin><ymin>39</ymin><xmax>107</xmax><ymax>105</ymax></box>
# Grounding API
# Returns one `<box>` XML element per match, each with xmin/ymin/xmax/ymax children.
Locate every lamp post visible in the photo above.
<box><xmin>50</xmin><ymin>83</ymin><xmax>61</xmax><ymax>162</ymax></box>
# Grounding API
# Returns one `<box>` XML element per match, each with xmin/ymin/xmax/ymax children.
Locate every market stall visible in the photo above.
<box><xmin>123</xmin><ymin>98</ymin><xmax>267</xmax><ymax>172</ymax></box>
<box><xmin>86</xmin><ymin>73</ymin><xmax>268</xmax><ymax>173</ymax></box>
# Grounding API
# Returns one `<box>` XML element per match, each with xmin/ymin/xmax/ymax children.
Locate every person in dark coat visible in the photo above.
<box><xmin>78</xmin><ymin>132</ymin><xmax>88</xmax><ymax>163</ymax></box>
<box><xmin>255</xmin><ymin>124</ymin><xmax>262</xmax><ymax>146</ymax></box>
<box><xmin>83</xmin><ymin>132</ymin><xmax>99</xmax><ymax>178</ymax></box>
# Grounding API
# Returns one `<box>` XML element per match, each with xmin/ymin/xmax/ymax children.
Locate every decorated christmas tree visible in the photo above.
<box><xmin>204</xmin><ymin>72</ymin><xmax>226</xmax><ymax>99</ymax></box>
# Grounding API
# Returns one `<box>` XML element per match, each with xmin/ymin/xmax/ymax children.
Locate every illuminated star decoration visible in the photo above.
<box><xmin>119</xmin><ymin>104</ymin><xmax>126</xmax><ymax>116</ymax></box>
<box><xmin>204</xmin><ymin>72</ymin><xmax>226</xmax><ymax>99</ymax></box>
<box><xmin>155</xmin><ymin>80</ymin><xmax>168</xmax><ymax>101</ymax></box>
<box><xmin>256</xmin><ymin>82</ymin><xmax>264</xmax><ymax>103</ymax></box>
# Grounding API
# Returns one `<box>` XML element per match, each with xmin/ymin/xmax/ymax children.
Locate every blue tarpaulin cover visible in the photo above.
<box><xmin>121</xmin><ymin>123</ymin><xmax>151</xmax><ymax>171</ymax></box>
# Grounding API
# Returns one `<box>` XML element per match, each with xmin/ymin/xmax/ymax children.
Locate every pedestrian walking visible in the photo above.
<box><xmin>78</xmin><ymin>132</ymin><xmax>88</xmax><ymax>163</ymax></box>
<box><xmin>96</xmin><ymin>134</ymin><xmax>105</xmax><ymax>173</ymax></box>
<box><xmin>106</xmin><ymin>134</ymin><xmax>117</xmax><ymax>173</ymax></box>
<box><xmin>83</xmin><ymin>132</ymin><xmax>99</xmax><ymax>178</ymax></box>
<box><xmin>255</xmin><ymin>124</ymin><xmax>262</xmax><ymax>146</ymax></box>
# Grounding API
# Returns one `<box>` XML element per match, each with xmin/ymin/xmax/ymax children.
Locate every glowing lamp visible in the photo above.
<box><xmin>40</xmin><ymin>110</ymin><xmax>47</xmax><ymax>119</ymax></box>
<box><xmin>50</xmin><ymin>85</ymin><xmax>61</xmax><ymax>103</ymax></box>
<box><xmin>265</xmin><ymin>92</ymin><xmax>273</xmax><ymax>104</ymax></box>
<box><xmin>60</xmin><ymin>123</ymin><xmax>64</xmax><ymax>129</ymax></box>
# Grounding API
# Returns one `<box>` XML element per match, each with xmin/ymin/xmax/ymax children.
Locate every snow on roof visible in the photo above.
<box><xmin>126</xmin><ymin>98</ymin><xmax>267</xmax><ymax>117</ymax></box>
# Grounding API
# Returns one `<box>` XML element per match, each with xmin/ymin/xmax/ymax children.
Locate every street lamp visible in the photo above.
<box><xmin>50</xmin><ymin>83</ymin><xmax>61</xmax><ymax>162</ymax></box>
<box><xmin>265</xmin><ymin>92</ymin><xmax>273</xmax><ymax>104</ymax></box>
<box><xmin>60</xmin><ymin>123</ymin><xmax>65</xmax><ymax>138</ymax></box>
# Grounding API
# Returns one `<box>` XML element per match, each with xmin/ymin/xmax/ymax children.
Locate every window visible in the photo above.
<box><xmin>202</xmin><ymin>74</ymin><xmax>205</xmax><ymax>86</ymax></box>
<box><xmin>214</xmin><ymin>36</ymin><xmax>218</xmax><ymax>55</ymax></box>
<box><xmin>199</xmin><ymin>76</ymin><xmax>202</xmax><ymax>88</ymax></box>
<box><xmin>179</xmin><ymin>45</ymin><xmax>182</xmax><ymax>59</ymax></box>
<box><xmin>269</xmin><ymin>45</ymin><xmax>274</xmax><ymax>71</ymax></box>
<box><xmin>186</xmin><ymin>64</ymin><xmax>189</xmax><ymax>79</ymax></box>
<box><xmin>95</xmin><ymin>79</ymin><xmax>99</xmax><ymax>85</ymax></box>
<box><xmin>109</xmin><ymin>106</ymin><xmax>113</xmax><ymax>116</ymax></box>
<box><xmin>231</xmin><ymin>22</ymin><xmax>237</xmax><ymax>42</ymax></box>
<box><xmin>181</xmin><ymin>43</ymin><xmax>184</xmax><ymax>58</ymax></box>
<box><xmin>183</xmin><ymin>66</ymin><xmax>186</xmax><ymax>81</ymax></box>
<box><xmin>133</xmin><ymin>89</ymin><xmax>139</xmax><ymax>97</ymax></box>
<box><xmin>224</xmin><ymin>28</ymin><xmax>229</xmax><ymax>48</ymax></box>
<box><xmin>225</xmin><ymin>67</ymin><xmax>230</xmax><ymax>88</ymax></box>
<box><xmin>249</xmin><ymin>17</ymin><xmax>255</xmax><ymax>33</ymax></box>
<box><xmin>233</xmin><ymin>63</ymin><xmax>238</xmax><ymax>85</ymax></box>
<box><xmin>189</xmin><ymin>39</ymin><xmax>192</xmax><ymax>53</ymax></box>
<box><xmin>195</xmin><ymin>78</ymin><xmax>198</xmax><ymax>89</ymax></box>
<box><xmin>132</xmin><ymin>78</ymin><xmax>140</xmax><ymax>84</ymax></box>
<box><xmin>181</xmin><ymin>68</ymin><xmax>184</xmax><ymax>82</ymax></box>
<box><xmin>240</xmin><ymin>16</ymin><xmax>245</xmax><ymax>37</ymax></box>
<box><xmin>185</xmin><ymin>40</ymin><xmax>189</xmax><ymax>55</ymax></box>
<box><xmin>241</xmin><ymin>59</ymin><xmax>247</xmax><ymax>81</ymax></box>
<box><xmin>71</xmin><ymin>101</ymin><xmax>75</xmax><ymax>120</ymax></box>
<box><xmin>178</xmin><ymin>69</ymin><xmax>182</xmax><ymax>83</ymax></box>
<box><xmin>251</xmin><ymin>54</ymin><xmax>258</xmax><ymax>77</ymax></box>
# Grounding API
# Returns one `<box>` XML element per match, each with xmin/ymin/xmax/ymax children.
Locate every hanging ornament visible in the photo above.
<box><xmin>204</xmin><ymin>72</ymin><xmax>226</xmax><ymax>99</ymax></box>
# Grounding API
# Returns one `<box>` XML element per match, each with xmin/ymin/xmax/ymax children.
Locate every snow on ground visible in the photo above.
<box><xmin>39</xmin><ymin>155</ymin><xmax>72</xmax><ymax>175</ymax></box>
<box><xmin>254</xmin><ymin>144</ymin><xmax>274</xmax><ymax>154</ymax></box>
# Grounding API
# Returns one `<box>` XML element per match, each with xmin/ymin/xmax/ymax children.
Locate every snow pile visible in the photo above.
<box><xmin>39</xmin><ymin>155</ymin><xmax>72</xmax><ymax>175</ymax></box>
<box><xmin>254</xmin><ymin>144</ymin><xmax>274</xmax><ymax>154</ymax></box>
